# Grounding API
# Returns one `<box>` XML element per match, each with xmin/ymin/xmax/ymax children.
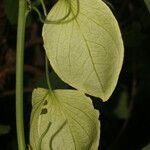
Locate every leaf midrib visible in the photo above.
<box><xmin>73</xmin><ymin>18</ymin><xmax>105</xmax><ymax>97</ymax></box>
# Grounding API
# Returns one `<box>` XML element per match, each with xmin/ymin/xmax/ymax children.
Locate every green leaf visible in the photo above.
<box><xmin>142</xmin><ymin>143</ymin><xmax>150</xmax><ymax>150</ymax></box>
<box><xmin>0</xmin><ymin>125</ymin><xmax>10</xmax><ymax>136</ymax></box>
<box><xmin>42</xmin><ymin>0</ymin><xmax>124</xmax><ymax>101</ymax></box>
<box><xmin>144</xmin><ymin>0</ymin><xmax>150</xmax><ymax>13</ymax></box>
<box><xmin>30</xmin><ymin>88</ymin><xmax>100</xmax><ymax>150</ymax></box>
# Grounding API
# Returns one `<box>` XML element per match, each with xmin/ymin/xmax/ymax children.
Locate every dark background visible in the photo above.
<box><xmin>0</xmin><ymin>0</ymin><xmax>150</xmax><ymax>149</ymax></box>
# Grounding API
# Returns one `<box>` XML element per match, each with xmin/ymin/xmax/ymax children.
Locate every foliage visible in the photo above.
<box><xmin>30</xmin><ymin>88</ymin><xmax>100</xmax><ymax>150</ymax></box>
<box><xmin>43</xmin><ymin>0</ymin><xmax>124</xmax><ymax>101</ymax></box>
<box><xmin>29</xmin><ymin>0</ymin><xmax>123</xmax><ymax>149</ymax></box>
<box><xmin>0</xmin><ymin>0</ymin><xmax>150</xmax><ymax>149</ymax></box>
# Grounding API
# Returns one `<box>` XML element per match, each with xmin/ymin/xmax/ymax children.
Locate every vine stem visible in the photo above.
<box><xmin>41</xmin><ymin>0</ymin><xmax>54</xmax><ymax>95</ymax></box>
<box><xmin>16</xmin><ymin>0</ymin><xmax>27</xmax><ymax>149</ymax></box>
<box><xmin>45</xmin><ymin>56</ymin><xmax>53</xmax><ymax>94</ymax></box>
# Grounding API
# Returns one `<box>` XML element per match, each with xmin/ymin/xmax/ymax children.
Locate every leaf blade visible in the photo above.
<box><xmin>30</xmin><ymin>88</ymin><xmax>100</xmax><ymax>150</ymax></box>
<box><xmin>43</xmin><ymin>0</ymin><xmax>124</xmax><ymax>101</ymax></box>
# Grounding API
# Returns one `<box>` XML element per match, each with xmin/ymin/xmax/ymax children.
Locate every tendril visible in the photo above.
<box><xmin>44</xmin><ymin>0</ymin><xmax>80</xmax><ymax>24</ymax></box>
<box><xmin>26</xmin><ymin>0</ymin><xmax>80</xmax><ymax>24</ymax></box>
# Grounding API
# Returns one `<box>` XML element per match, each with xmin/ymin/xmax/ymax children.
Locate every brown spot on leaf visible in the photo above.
<box><xmin>40</xmin><ymin>108</ymin><xmax>48</xmax><ymax>115</ymax></box>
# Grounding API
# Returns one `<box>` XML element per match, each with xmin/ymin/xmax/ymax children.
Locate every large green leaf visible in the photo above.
<box><xmin>42</xmin><ymin>0</ymin><xmax>124</xmax><ymax>101</ymax></box>
<box><xmin>30</xmin><ymin>88</ymin><xmax>100</xmax><ymax>150</ymax></box>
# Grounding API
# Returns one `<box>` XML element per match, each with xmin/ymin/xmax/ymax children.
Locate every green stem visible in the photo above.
<box><xmin>39</xmin><ymin>0</ymin><xmax>47</xmax><ymax>16</ymax></box>
<box><xmin>45</xmin><ymin>55</ymin><xmax>53</xmax><ymax>94</ymax></box>
<box><xmin>40</xmin><ymin>0</ymin><xmax>54</xmax><ymax>96</ymax></box>
<box><xmin>16</xmin><ymin>0</ymin><xmax>27</xmax><ymax>149</ymax></box>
